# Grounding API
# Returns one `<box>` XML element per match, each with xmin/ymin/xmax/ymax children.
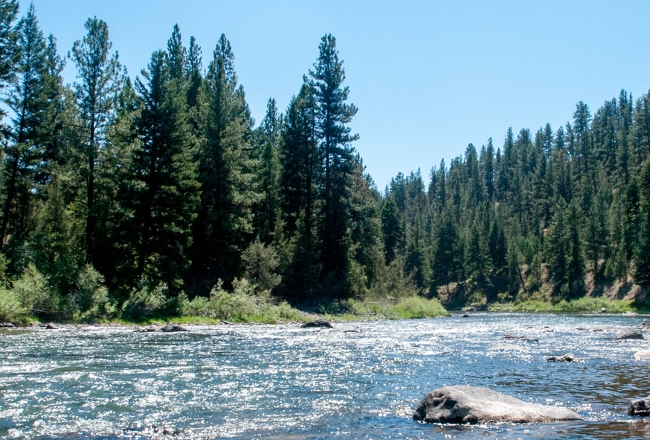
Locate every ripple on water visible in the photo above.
<box><xmin>2</xmin><ymin>314</ymin><xmax>650</xmax><ymax>438</ymax></box>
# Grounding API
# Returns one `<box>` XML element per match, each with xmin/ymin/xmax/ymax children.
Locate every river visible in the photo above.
<box><xmin>2</xmin><ymin>313</ymin><xmax>650</xmax><ymax>439</ymax></box>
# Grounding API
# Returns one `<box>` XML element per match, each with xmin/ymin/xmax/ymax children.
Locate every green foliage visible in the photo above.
<box><xmin>381</xmin><ymin>197</ymin><xmax>404</xmax><ymax>264</ymax></box>
<box><xmin>71</xmin><ymin>265</ymin><xmax>115</xmax><ymax>320</ymax></box>
<box><xmin>0</xmin><ymin>252</ymin><xmax>8</xmax><ymax>287</ymax></box>
<box><xmin>309</xmin><ymin>33</ymin><xmax>358</xmax><ymax>299</ymax></box>
<box><xmin>490</xmin><ymin>296</ymin><xmax>634</xmax><ymax>314</ymax></box>
<box><xmin>70</xmin><ymin>17</ymin><xmax>124</xmax><ymax>266</ymax></box>
<box><xmin>12</xmin><ymin>263</ymin><xmax>58</xmax><ymax>318</ymax></box>
<box><xmin>634</xmin><ymin>160</ymin><xmax>650</xmax><ymax>285</ymax></box>
<box><xmin>1</xmin><ymin>4</ymin><xmax>50</xmax><ymax>250</ymax></box>
<box><xmin>127</xmin><ymin>48</ymin><xmax>200</xmax><ymax>290</ymax></box>
<box><xmin>181</xmin><ymin>278</ymin><xmax>308</xmax><ymax>323</ymax></box>
<box><xmin>316</xmin><ymin>296</ymin><xmax>449</xmax><ymax>320</ymax></box>
<box><xmin>391</xmin><ymin>296</ymin><xmax>449</xmax><ymax>319</ymax></box>
<box><xmin>241</xmin><ymin>238</ymin><xmax>281</xmax><ymax>292</ymax></box>
<box><xmin>1</xmin><ymin>14</ymin><xmax>649</xmax><ymax>320</ymax></box>
<box><xmin>187</xmin><ymin>33</ymin><xmax>260</xmax><ymax>294</ymax></box>
<box><xmin>0</xmin><ymin>286</ymin><xmax>22</xmax><ymax>322</ymax></box>
<box><xmin>121</xmin><ymin>279</ymin><xmax>168</xmax><ymax>319</ymax></box>
<box><xmin>369</xmin><ymin>257</ymin><xmax>419</xmax><ymax>300</ymax></box>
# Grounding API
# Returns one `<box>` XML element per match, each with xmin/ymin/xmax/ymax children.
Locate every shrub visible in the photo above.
<box><xmin>392</xmin><ymin>296</ymin><xmax>449</xmax><ymax>319</ymax></box>
<box><xmin>0</xmin><ymin>287</ymin><xmax>23</xmax><ymax>322</ymax></box>
<box><xmin>241</xmin><ymin>239</ymin><xmax>281</xmax><ymax>292</ymax></box>
<box><xmin>12</xmin><ymin>263</ymin><xmax>59</xmax><ymax>318</ymax></box>
<box><xmin>122</xmin><ymin>279</ymin><xmax>168</xmax><ymax>319</ymax></box>
<box><xmin>72</xmin><ymin>265</ymin><xmax>116</xmax><ymax>321</ymax></box>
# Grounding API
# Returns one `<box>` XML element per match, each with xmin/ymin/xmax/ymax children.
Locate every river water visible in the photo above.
<box><xmin>2</xmin><ymin>313</ymin><xmax>650</xmax><ymax>439</ymax></box>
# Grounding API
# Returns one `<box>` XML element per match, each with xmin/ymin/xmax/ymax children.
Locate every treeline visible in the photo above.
<box><xmin>0</xmin><ymin>2</ymin><xmax>396</xmax><ymax>321</ymax></box>
<box><xmin>1</xmin><ymin>2</ymin><xmax>649</xmax><ymax>323</ymax></box>
<box><xmin>386</xmin><ymin>92</ymin><xmax>650</xmax><ymax>305</ymax></box>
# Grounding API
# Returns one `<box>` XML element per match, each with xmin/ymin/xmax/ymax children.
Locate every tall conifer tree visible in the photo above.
<box><xmin>1</xmin><ymin>4</ymin><xmax>48</xmax><ymax>251</ymax></box>
<box><xmin>70</xmin><ymin>17</ymin><xmax>123</xmax><ymax>265</ymax></box>
<box><xmin>128</xmin><ymin>50</ymin><xmax>199</xmax><ymax>290</ymax></box>
<box><xmin>309</xmin><ymin>34</ymin><xmax>358</xmax><ymax>298</ymax></box>
<box><xmin>188</xmin><ymin>34</ymin><xmax>259</xmax><ymax>294</ymax></box>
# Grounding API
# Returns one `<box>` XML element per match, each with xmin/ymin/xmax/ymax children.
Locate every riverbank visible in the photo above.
<box><xmin>486</xmin><ymin>296</ymin><xmax>650</xmax><ymax>314</ymax></box>
<box><xmin>6</xmin><ymin>287</ymin><xmax>650</xmax><ymax>328</ymax></box>
<box><xmin>0</xmin><ymin>295</ymin><xmax>450</xmax><ymax>327</ymax></box>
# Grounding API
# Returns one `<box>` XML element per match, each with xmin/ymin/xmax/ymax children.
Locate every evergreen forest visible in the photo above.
<box><xmin>1</xmin><ymin>2</ymin><xmax>650</xmax><ymax>322</ymax></box>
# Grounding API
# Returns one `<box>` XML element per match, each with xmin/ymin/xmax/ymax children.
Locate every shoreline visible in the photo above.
<box><xmin>3</xmin><ymin>308</ymin><xmax>649</xmax><ymax>331</ymax></box>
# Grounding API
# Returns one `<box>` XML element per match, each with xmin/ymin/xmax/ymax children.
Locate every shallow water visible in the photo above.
<box><xmin>2</xmin><ymin>313</ymin><xmax>650</xmax><ymax>439</ymax></box>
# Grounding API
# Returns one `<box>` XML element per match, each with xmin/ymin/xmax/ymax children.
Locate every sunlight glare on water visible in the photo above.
<box><xmin>2</xmin><ymin>314</ymin><xmax>650</xmax><ymax>439</ymax></box>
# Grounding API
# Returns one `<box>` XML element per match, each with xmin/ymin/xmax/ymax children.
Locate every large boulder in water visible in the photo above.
<box><xmin>615</xmin><ymin>331</ymin><xmax>644</xmax><ymax>341</ymax></box>
<box><xmin>547</xmin><ymin>353</ymin><xmax>582</xmax><ymax>362</ymax></box>
<box><xmin>413</xmin><ymin>385</ymin><xmax>581</xmax><ymax>424</ymax></box>
<box><xmin>301</xmin><ymin>320</ymin><xmax>333</xmax><ymax>329</ymax></box>
<box><xmin>629</xmin><ymin>396</ymin><xmax>650</xmax><ymax>416</ymax></box>
<box><xmin>161</xmin><ymin>324</ymin><xmax>188</xmax><ymax>332</ymax></box>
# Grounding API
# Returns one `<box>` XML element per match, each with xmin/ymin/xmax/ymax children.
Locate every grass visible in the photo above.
<box><xmin>315</xmin><ymin>296</ymin><xmax>450</xmax><ymax>321</ymax></box>
<box><xmin>488</xmin><ymin>296</ymin><xmax>639</xmax><ymax>314</ymax></box>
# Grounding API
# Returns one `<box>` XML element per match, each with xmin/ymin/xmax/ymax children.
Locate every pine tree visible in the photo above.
<box><xmin>634</xmin><ymin>160</ymin><xmax>650</xmax><ymax>285</ymax></box>
<box><xmin>255</xmin><ymin>97</ymin><xmax>282</xmax><ymax>243</ymax></box>
<box><xmin>188</xmin><ymin>34</ymin><xmax>259</xmax><ymax>294</ymax></box>
<box><xmin>309</xmin><ymin>34</ymin><xmax>358</xmax><ymax>298</ymax></box>
<box><xmin>381</xmin><ymin>197</ymin><xmax>404</xmax><ymax>264</ymax></box>
<box><xmin>127</xmin><ymin>49</ymin><xmax>199</xmax><ymax>290</ymax></box>
<box><xmin>1</xmin><ymin>4</ymin><xmax>49</xmax><ymax>252</ymax></box>
<box><xmin>166</xmin><ymin>24</ymin><xmax>186</xmax><ymax>81</ymax></box>
<box><xmin>565</xmin><ymin>200</ymin><xmax>585</xmax><ymax>297</ymax></box>
<box><xmin>623</xmin><ymin>177</ymin><xmax>640</xmax><ymax>266</ymax></box>
<box><xmin>464</xmin><ymin>220</ymin><xmax>492</xmax><ymax>298</ymax></box>
<box><xmin>546</xmin><ymin>198</ymin><xmax>569</xmax><ymax>296</ymax></box>
<box><xmin>431</xmin><ymin>208</ymin><xmax>459</xmax><ymax>294</ymax></box>
<box><xmin>0</xmin><ymin>0</ymin><xmax>19</xmax><ymax>100</ymax></box>
<box><xmin>404</xmin><ymin>216</ymin><xmax>430</xmax><ymax>290</ymax></box>
<box><xmin>348</xmin><ymin>156</ymin><xmax>383</xmax><ymax>292</ymax></box>
<box><xmin>482</xmin><ymin>138</ymin><xmax>495</xmax><ymax>201</ymax></box>
<box><xmin>279</xmin><ymin>83</ymin><xmax>320</xmax><ymax>300</ymax></box>
<box><xmin>70</xmin><ymin>17</ymin><xmax>124</xmax><ymax>266</ymax></box>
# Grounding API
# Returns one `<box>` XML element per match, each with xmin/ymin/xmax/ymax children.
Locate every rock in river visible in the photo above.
<box><xmin>634</xmin><ymin>350</ymin><xmax>650</xmax><ymax>360</ymax></box>
<box><xmin>547</xmin><ymin>353</ymin><xmax>581</xmax><ymax>362</ymax></box>
<box><xmin>413</xmin><ymin>385</ymin><xmax>581</xmax><ymax>424</ymax></box>
<box><xmin>161</xmin><ymin>324</ymin><xmax>189</xmax><ymax>332</ymax></box>
<box><xmin>629</xmin><ymin>396</ymin><xmax>650</xmax><ymax>416</ymax></box>
<box><xmin>615</xmin><ymin>331</ymin><xmax>644</xmax><ymax>341</ymax></box>
<box><xmin>301</xmin><ymin>320</ymin><xmax>333</xmax><ymax>329</ymax></box>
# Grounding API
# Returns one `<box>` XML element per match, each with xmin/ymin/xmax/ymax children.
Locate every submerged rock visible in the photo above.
<box><xmin>0</xmin><ymin>322</ymin><xmax>15</xmax><ymax>328</ymax></box>
<box><xmin>161</xmin><ymin>324</ymin><xmax>189</xmax><ymax>332</ymax></box>
<box><xmin>488</xmin><ymin>343</ymin><xmax>527</xmax><ymax>352</ymax></box>
<box><xmin>45</xmin><ymin>323</ymin><xmax>58</xmax><ymax>330</ymax></box>
<box><xmin>413</xmin><ymin>385</ymin><xmax>581</xmax><ymax>424</ymax></box>
<box><xmin>138</xmin><ymin>325</ymin><xmax>159</xmax><ymax>332</ymax></box>
<box><xmin>629</xmin><ymin>397</ymin><xmax>650</xmax><ymax>416</ymax></box>
<box><xmin>547</xmin><ymin>354</ymin><xmax>581</xmax><ymax>362</ymax></box>
<box><xmin>502</xmin><ymin>335</ymin><xmax>538</xmax><ymax>342</ymax></box>
<box><xmin>615</xmin><ymin>331</ymin><xmax>644</xmax><ymax>341</ymax></box>
<box><xmin>301</xmin><ymin>320</ymin><xmax>333</xmax><ymax>329</ymax></box>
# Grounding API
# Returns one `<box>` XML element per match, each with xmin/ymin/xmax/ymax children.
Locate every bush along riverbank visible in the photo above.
<box><xmin>0</xmin><ymin>266</ymin><xmax>450</xmax><ymax>326</ymax></box>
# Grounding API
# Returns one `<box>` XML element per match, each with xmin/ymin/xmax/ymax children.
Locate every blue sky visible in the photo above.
<box><xmin>19</xmin><ymin>0</ymin><xmax>650</xmax><ymax>190</ymax></box>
